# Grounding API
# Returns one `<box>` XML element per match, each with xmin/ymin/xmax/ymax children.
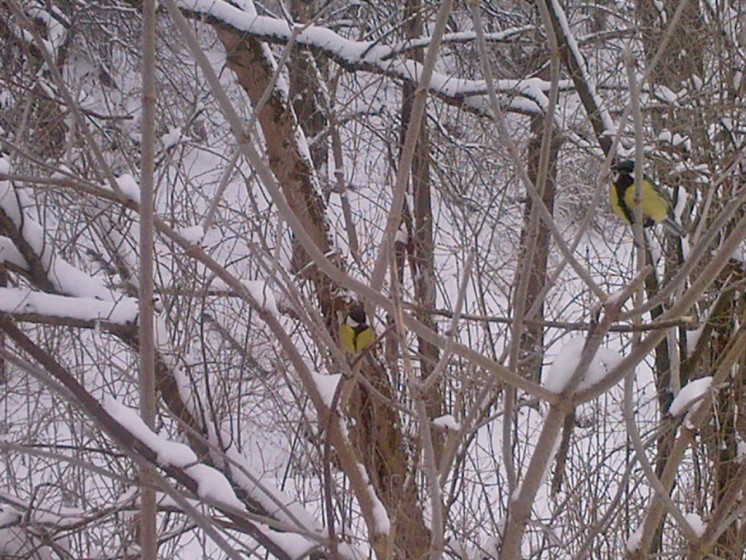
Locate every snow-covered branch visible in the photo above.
<box><xmin>175</xmin><ymin>0</ymin><xmax>564</xmax><ymax>115</ymax></box>
<box><xmin>0</xmin><ymin>288</ymin><xmax>137</xmax><ymax>327</ymax></box>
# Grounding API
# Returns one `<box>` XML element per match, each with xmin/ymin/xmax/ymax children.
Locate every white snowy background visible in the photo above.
<box><xmin>0</xmin><ymin>0</ymin><xmax>745</xmax><ymax>558</ymax></box>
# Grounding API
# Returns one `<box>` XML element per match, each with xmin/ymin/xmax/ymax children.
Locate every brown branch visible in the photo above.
<box><xmin>175</xmin><ymin>2</ymin><xmax>549</xmax><ymax>116</ymax></box>
<box><xmin>0</xmin><ymin>315</ymin><xmax>297</xmax><ymax>560</ymax></box>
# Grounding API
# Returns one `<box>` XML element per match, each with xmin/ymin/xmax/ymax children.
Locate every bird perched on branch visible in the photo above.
<box><xmin>610</xmin><ymin>160</ymin><xmax>685</xmax><ymax>237</ymax></box>
<box><xmin>339</xmin><ymin>306</ymin><xmax>376</xmax><ymax>354</ymax></box>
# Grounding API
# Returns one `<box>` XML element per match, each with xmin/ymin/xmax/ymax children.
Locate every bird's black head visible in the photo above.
<box><xmin>348</xmin><ymin>306</ymin><xmax>367</xmax><ymax>325</ymax></box>
<box><xmin>613</xmin><ymin>160</ymin><xmax>635</xmax><ymax>173</ymax></box>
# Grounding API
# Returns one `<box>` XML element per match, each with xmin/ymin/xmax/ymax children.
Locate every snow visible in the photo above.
<box><xmin>0</xmin><ymin>288</ymin><xmax>138</xmax><ymax>324</ymax></box>
<box><xmin>114</xmin><ymin>174</ymin><xmax>141</xmax><ymax>204</ymax></box>
<box><xmin>178</xmin><ymin>225</ymin><xmax>205</xmax><ymax>245</ymax></box>
<box><xmin>27</xmin><ymin>5</ymin><xmax>68</xmax><ymax>51</ymax></box>
<box><xmin>510</xmin><ymin>482</ymin><xmax>522</xmax><ymax>502</ymax></box>
<box><xmin>626</xmin><ymin>524</ymin><xmax>643</xmax><ymax>552</ymax></box>
<box><xmin>686</xmin><ymin>322</ymin><xmax>705</xmax><ymax>356</ymax></box>
<box><xmin>106</xmin><ymin>398</ymin><xmax>245</xmax><ymax>511</ymax></box>
<box><xmin>542</xmin><ymin>337</ymin><xmax>624</xmax><ymax>393</ymax></box>
<box><xmin>658</xmin><ymin>130</ymin><xmax>691</xmax><ymax>151</ymax></box>
<box><xmin>161</xmin><ymin>127</ymin><xmax>181</xmax><ymax>149</ymax></box>
<box><xmin>310</xmin><ymin>372</ymin><xmax>342</xmax><ymax>408</ymax></box>
<box><xmin>0</xmin><ymin>236</ymin><xmax>28</xmax><ymax>269</ymax></box>
<box><xmin>0</xmin><ymin>505</ymin><xmax>20</xmax><ymax>527</ymax></box>
<box><xmin>672</xmin><ymin>186</ymin><xmax>689</xmax><ymax>224</ymax></box>
<box><xmin>255</xmin><ymin>524</ymin><xmax>316</xmax><ymax>559</ymax></box>
<box><xmin>162</xmin><ymin>357</ymin><xmax>327</xmax><ymax>537</ymax></box>
<box><xmin>390</xmin><ymin>26</ymin><xmax>532</xmax><ymax>56</ymax></box>
<box><xmin>356</xmin><ymin>463</ymin><xmax>390</xmax><ymax>533</ymax></box>
<box><xmin>106</xmin><ymin>397</ymin><xmax>164</xmax><ymax>448</ymax></box>
<box><xmin>371</xmin><ymin>491</ymin><xmax>390</xmax><ymax>534</ymax></box>
<box><xmin>0</xmin><ymin>497</ymin><xmax>86</xmax><ymax>529</ymax></box>
<box><xmin>684</xmin><ymin>512</ymin><xmax>705</xmax><ymax>537</ymax></box>
<box><xmin>549</xmin><ymin>0</ymin><xmax>615</xmax><ymax>133</ymax></box>
<box><xmin>245</xmin><ymin>280</ymin><xmax>278</xmax><ymax>316</ymax></box>
<box><xmin>669</xmin><ymin>377</ymin><xmax>712</xmax><ymax>418</ymax></box>
<box><xmin>175</xmin><ymin>0</ymin><xmax>554</xmax><ymax>114</ymax></box>
<box><xmin>737</xmin><ymin>437</ymin><xmax>746</xmax><ymax>463</ymax></box>
<box><xmin>48</xmin><ymin>255</ymin><xmax>118</xmax><ymax>300</ymax></box>
<box><xmin>234</xmin><ymin>0</ymin><xmax>257</xmax><ymax>16</ymax></box>
<box><xmin>655</xmin><ymin>85</ymin><xmax>678</xmax><ymax>103</ymax></box>
<box><xmin>222</xmin><ymin>444</ymin><xmax>324</xmax><ymax>532</ymax></box>
<box><xmin>395</xmin><ymin>228</ymin><xmax>409</xmax><ymax>244</ymax></box>
<box><xmin>4</xmin><ymin>2</ymin><xmax>734</xmax><ymax>557</ymax></box>
<box><xmin>154</xmin><ymin>439</ymin><xmax>199</xmax><ymax>468</ymax></box>
<box><xmin>185</xmin><ymin>463</ymin><xmax>245</xmax><ymax>511</ymax></box>
<box><xmin>0</xmin><ymin>172</ymin><xmax>119</xmax><ymax>300</ymax></box>
<box><xmin>433</xmin><ymin>414</ymin><xmax>461</xmax><ymax>431</ymax></box>
<box><xmin>0</xmin><ymin>158</ymin><xmax>22</xmax><ymax>225</ymax></box>
<box><xmin>50</xmin><ymin>164</ymin><xmax>74</xmax><ymax>179</ymax></box>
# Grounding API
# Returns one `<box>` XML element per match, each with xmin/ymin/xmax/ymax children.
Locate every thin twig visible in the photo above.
<box><xmin>369</xmin><ymin>0</ymin><xmax>454</xmax><ymax>294</ymax></box>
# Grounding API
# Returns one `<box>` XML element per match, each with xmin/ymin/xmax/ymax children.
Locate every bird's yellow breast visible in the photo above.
<box><xmin>339</xmin><ymin>324</ymin><xmax>357</xmax><ymax>354</ymax></box>
<box><xmin>623</xmin><ymin>179</ymin><xmax>669</xmax><ymax>223</ymax></box>
<box><xmin>339</xmin><ymin>324</ymin><xmax>375</xmax><ymax>354</ymax></box>
<box><xmin>610</xmin><ymin>177</ymin><xmax>670</xmax><ymax>225</ymax></box>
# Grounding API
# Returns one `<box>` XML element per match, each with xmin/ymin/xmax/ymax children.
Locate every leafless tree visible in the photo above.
<box><xmin>1</xmin><ymin>0</ymin><xmax>745</xmax><ymax>559</ymax></box>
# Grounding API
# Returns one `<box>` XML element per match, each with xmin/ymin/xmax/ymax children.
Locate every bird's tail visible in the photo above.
<box><xmin>662</xmin><ymin>216</ymin><xmax>686</xmax><ymax>237</ymax></box>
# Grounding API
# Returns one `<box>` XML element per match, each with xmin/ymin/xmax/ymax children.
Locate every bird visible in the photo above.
<box><xmin>339</xmin><ymin>306</ymin><xmax>376</xmax><ymax>355</ymax></box>
<box><xmin>610</xmin><ymin>160</ymin><xmax>685</xmax><ymax>236</ymax></box>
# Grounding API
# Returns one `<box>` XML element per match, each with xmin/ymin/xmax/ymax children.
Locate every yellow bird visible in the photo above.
<box><xmin>339</xmin><ymin>306</ymin><xmax>376</xmax><ymax>354</ymax></box>
<box><xmin>610</xmin><ymin>160</ymin><xmax>685</xmax><ymax>236</ymax></box>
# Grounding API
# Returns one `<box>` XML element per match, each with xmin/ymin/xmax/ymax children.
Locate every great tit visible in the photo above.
<box><xmin>611</xmin><ymin>160</ymin><xmax>685</xmax><ymax>236</ymax></box>
<box><xmin>339</xmin><ymin>306</ymin><xmax>376</xmax><ymax>354</ymax></box>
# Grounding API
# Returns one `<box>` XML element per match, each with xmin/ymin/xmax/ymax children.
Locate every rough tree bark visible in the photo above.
<box><xmin>208</xmin><ymin>13</ymin><xmax>430</xmax><ymax>559</ymax></box>
<box><xmin>401</xmin><ymin>0</ymin><xmax>444</xmax><ymax>458</ymax></box>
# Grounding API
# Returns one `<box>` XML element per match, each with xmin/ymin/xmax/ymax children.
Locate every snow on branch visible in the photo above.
<box><xmin>158</xmin><ymin>363</ymin><xmax>335</xmax><ymax>546</ymax></box>
<box><xmin>0</xmin><ymin>159</ymin><xmax>125</xmax><ymax>301</ymax></box>
<box><xmin>0</xmin><ymin>236</ymin><xmax>28</xmax><ymax>271</ymax></box>
<box><xmin>542</xmin><ymin>336</ymin><xmax>623</xmax><ymax>393</ymax></box>
<box><xmin>669</xmin><ymin>377</ymin><xmax>712</xmax><ymax>425</ymax></box>
<box><xmin>0</xmin><ymin>288</ymin><xmax>138</xmax><ymax>327</ymax></box>
<box><xmin>176</xmin><ymin>0</ymin><xmax>562</xmax><ymax>114</ymax></box>
<box><xmin>545</xmin><ymin>0</ymin><xmax>616</xmax><ymax>152</ymax></box>
<box><xmin>0</xmin><ymin>491</ymin><xmax>90</xmax><ymax>530</ymax></box>
<box><xmin>355</xmin><ymin>463</ymin><xmax>391</xmax><ymax>534</ymax></box>
<box><xmin>105</xmin><ymin>398</ymin><xmax>319</xmax><ymax>557</ymax></box>
<box><xmin>386</xmin><ymin>25</ymin><xmax>534</xmax><ymax>58</ymax></box>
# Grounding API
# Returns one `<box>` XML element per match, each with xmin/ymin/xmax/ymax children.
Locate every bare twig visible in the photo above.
<box><xmin>369</xmin><ymin>0</ymin><xmax>454</xmax><ymax>294</ymax></box>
